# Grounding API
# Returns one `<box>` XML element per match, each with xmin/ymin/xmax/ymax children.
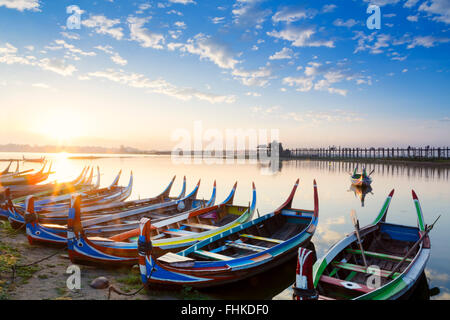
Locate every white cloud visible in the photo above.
<box><xmin>322</xmin><ymin>4</ymin><xmax>337</xmax><ymax>13</ymax></box>
<box><xmin>82</xmin><ymin>15</ymin><xmax>124</xmax><ymax>40</ymax></box>
<box><xmin>211</xmin><ymin>17</ymin><xmax>225</xmax><ymax>24</ymax></box>
<box><xmin>362</xmin><ymin>0</ymin><xmax>400</xmax><ymax>6</ymax></box>
<box><xmin>167</xmin><ymin>9</ymin><xmax>183</xmax><ymax>16</ymax></box>
<box><xmin>169</xmin><ymin>0</ymin><xmax>196</xmax><ymax>4</ymax></box>
<box><xmin>232</xmin><ymin>0</ymin><xmax>271</xmax><ymax>27</ymax></box>
<box><xmin>282</xmin><ymin>76</ymin><xmax>313</xmax><ymax>92</ymax></box>
<box><xmin>246</xmin><ymin>91</ymin><xmax>261</xmax><ymax>97</ymax></box>
<box><xmin>272</xmin><ymin>7</ymin><xmax>316</xmax><ymax>23</ymax></box>
<box><xmin>60</xmin><ymin>32</ymin><xmax>81</xmax><ymax>40</ymax></box>
<box><xmin>174</xmin><ymin>21</ymin><xmax>187</xmax><ymax>29</ymax></box>
<box><xmin>39</xmin><ymin>58</ymin><xmax>77</xmax><ymax>76</ymax></box>
<box><xmin>95</xmin><ymin>45</ymin><xmax>127</xmax><ymax>66</ymax></box>
<box><xmin>127</xmin><ymin>16</ymin><xmax>165</xmax><ymax>49</ymax></box>
<box><xmin>404</xmin><ymin>0</ymin><xmax>420</xmax><ymax>8</ymax></box>
<box><xmin>269</xmin><ymin>47</ymin><xmax>293</xmax><ymax>60</ymax></box>
<box><xmin>407</xmin><ymin>35</ymin><xmax>450</xmax><ymax>48</ymax></box>
<box><xmin>353</xmin><ymin>32</ymin><xmax>391</xmax><ymax>54</ymax></box>
<box><xmin>24</xmin><ymin>45</ymin><xmax>34</xmax><ymax>51</ymax></box>
<box><xmin>232</xmin><ymin>67</ymin><xmax>271</xmax><ymax>87</ymax></box>
<box><xmin>178</xmin><ymin>34</ymin><xmax>239</xmax><ymax>69</ymax></box>
<box><xmin>111</xmin><ymin>53</ymin><xmax>127</xmax><ymax>66</ymax></box>
<box><xmin>283</xmin><ymin>60</ymin><xmax>369</xmax><ymax>96</ymax></box>
<box><xmin>407</xmin><ymin>15</ymin><xmax>419</xmax><ymax>22</ymax></box>
<box><xmin>84</xmin><ymin>68</ymin><xmax>235</xmax><ymax>104</ymax></box>
<box><xmin>0</xmin><ymin>0</ymin><xmax>40</xmax><ymax>11</ymax></box>
<box><xmin>52</xmin><ymin>39</ymin><xmax>96</xmax><ymax>58</ymax></box>
<box><xmin>267</xmin><ymin>26</ymin><xmax>334</xmax><ymax>48</ymax></box>
<box><xmin>402</xmin><ymin>68</ymin><xmax>408</xmax><ymax>72</ymax></box>
<box><xmin>333</xmin><ymin>18</ymin><xmax>358</xmax><ymax>28</ymax></box>
<box><xmin>419</xmin><ymin>0</ymin><xmax>450</xmax><ymax>24</ymax></box>
<box><xmin>284</xmin><ymin>109</ymin><xmax>363</xmax><ymax>124</ymax></box>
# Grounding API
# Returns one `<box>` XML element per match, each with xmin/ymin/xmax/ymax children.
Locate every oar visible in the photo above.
<box><xmin>368</xmin><ymin>169</ymin><xmax>375</xmax><ymax>176</ymax></box>
<box><xmin>387</xmin><ymin>215</ymin><xmax>441</xmax><ymax>279</ymax></box>
<box><xmin>350</xmin><ymin>209</ymin><xmax>368</xmax><ymax>268</ymax></box>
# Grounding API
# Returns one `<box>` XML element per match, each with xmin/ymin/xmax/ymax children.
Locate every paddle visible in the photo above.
<box><xmin>350</xmin><ymin>209</ymin><xmax>368</xmax><ymax>268</ymax></box>
<box><xmin>387</xmin><ymin>215</ymin><xmax>441</xmax><ymax>279</ymax></box>
<box><xmin>368</xmin><ymin>169</ymin><xmax>375</xmax><ymax>176</ymax></box>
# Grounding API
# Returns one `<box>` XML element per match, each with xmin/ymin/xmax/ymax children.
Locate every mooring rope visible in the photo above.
<box><xmin>107</xmin><ymin>267</ymin><xmax>154</xmax><ymax>299</ymax></box>
<box><xmin>107</xmin><ymin>284</ymin><xmax>145</xmax><ymax>299</ymax></box>
<box><xmin>11</xmin><ymin>245</ymin><xmax>67</xmax><ymax>283</ymax></box>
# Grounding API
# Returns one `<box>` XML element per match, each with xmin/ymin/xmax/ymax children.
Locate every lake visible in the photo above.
<box><xmin>1</xmin><ymin>152</ymin><xmax>449</xmax><ymax>300</ymax></box>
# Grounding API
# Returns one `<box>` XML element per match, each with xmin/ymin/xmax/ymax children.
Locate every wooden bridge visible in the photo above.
<box><xmin>282</xmin><ymin>146</ymin><xmax>450</xmax><ymax>160</ymax></box>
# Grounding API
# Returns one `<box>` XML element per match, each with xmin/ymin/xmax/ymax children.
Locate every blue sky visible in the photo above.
<box><xmin>0</xmin><ymin>0</ymin><xmax>449</xmax><ymax>149</ymax></box>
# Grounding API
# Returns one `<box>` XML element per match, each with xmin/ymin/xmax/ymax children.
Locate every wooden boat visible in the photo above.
<box><xmin>24</xmin><ymin>179</ymin><xmax>214</xmax><ymax>245</ymax></box>
<box><xmin>0</xmin><ymin>161</ymin><xmax>13</xmax><ymax>176</ymax></box>
<box><xmin>7</xmin><ymin>170</ymin><xmax>130</xmax><ymax>228</ymax></box>
<box><xmin>350</xmin><ymin>166</ymin><xmax>373</xmax><ymax>187</ymax></box>
<box><xmin>137</xmin><ymin>179</ymin><xmax>318</xmax><ymax>288</ymax></box>
<box><xmin>23</xmin><ymin>155</ymin><xmax>46</xmax><ymax>163</ymax></box>
<box><xmin>0</xmin><ymin>166</ymin><xmax>93</xmax><ymax>220</ymax></box>
<box><xmin>0</xmin><ymin>161</ymin><xmax>32</xmax><ymax>178</ymax></box>
<box><xmin>0</xmin><ymin>161</ymin><xmax>53</xmax><ymax>186</ymax></box>
<box><xmin>297</xmin><ymin>189</ymin><xmax>432</xmax><ymax>300</ymax></box>
<box><xmin>65</xmin><ymin>181</ymin><xmax>252</xmax><ymax>266</ymax></box>
<box><xmin>17</xmin><ymin>167</ymin><xmax>117</xmax><ymax>212</ymax></box>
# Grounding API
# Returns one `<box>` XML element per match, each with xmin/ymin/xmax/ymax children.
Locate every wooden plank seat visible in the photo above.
<box><xmin>345</xmin><ymin>248</ymin><xmax>413</xmax><ymax>263</ymax></box>
<box><xmin>225</xmin><ymin>240</ymin><xmax>266</xmax><ymax>253</ymax></box>
<box><xmin>319</xmin><ymin>275</ymin><xmax>374</xmax><ymax>294</ymax></box>
<box><xmin>87</xmin><ymin>236</ymin><xmax>114</xmax><ymax>242</ymax></box>
<box><xmin>240</xmin><ymin>234</ymin><xmax>284</xmax><ymax>244</ymax></box>
<box><xmin>331</xmin><ymin>261</ymin><xmax>401</xmax><ymax>279</ymax></box>
<box><xmin>318</xmin><ymin>295</ymin><xmax>336</xmax><ymax>300</ymax></box>
<box><xmin>157</xmin><ymin>252</ymin><xmax>194</xmax><ymax>264</ymax></box>
<box><xmin>193</xmin><ymin>249</ymin><xmax>232</xmax><ymax>261</ymax></box>
<box><xmin>163</xmin><ymin>229</ymin><xmax>198</xmax><ymax>237</ymax></box>
<box><xmin>182</xmin><ymin>222</ymin><xmax>218</xmax><ymax>230</ymax></box>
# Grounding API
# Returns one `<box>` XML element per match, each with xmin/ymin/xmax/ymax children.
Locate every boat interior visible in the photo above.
<box><xmin>177</xmin><ymin>209</ymin><xmax>314</xmax><ymax>262</ymax></box>
<box><xmin>317</xmin><ymin>223</ymin><xmax>421</xmax><ymax>300</ymax></box>
<box><xmin>118</xmin><ymin>203</ymin><xmax>251</xmax><ymax>242</ymax></box>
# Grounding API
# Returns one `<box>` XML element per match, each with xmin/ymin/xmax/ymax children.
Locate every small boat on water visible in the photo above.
<box><xmin>137</xmin><ymin>179</ymin><xmax>318</xmax><ymax>288</ymax></box>
<box><xmin>22</xmin><ymin>155</ymin><xmax>46</xmax><ymax>163</ymax></box>
<box><xmin>350</xmin><ymin>166</ymin><xmax>373</xmax><ymax>187</ymax></box>
<box><xmin>293</xmin><ymin>189</ymin><xmax>435</xmax><ymax>300</ymax></box>
<box><xmin>23</xmin><ymin>179</ymin><xmax>214</xmax><ymax>245</ymax></box>
<box><xmin>65</xmin><ymin>181</ymin><xmax>253</xmax><ymax>266</ymax></box>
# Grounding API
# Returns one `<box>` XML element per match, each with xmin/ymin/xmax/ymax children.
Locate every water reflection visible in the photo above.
<box><xmin>282</xmin><ymin>160</ymin><xmax>450</xmax><ymax>181</ymax></box>
<box><xmin>1</xmin><ymin>152</ymin><xmax>449</xmax><ymax>299</ymax></box>
<box><xmin>273</xmin><ymin>271</ymin><xmax>433</xmax><ymax>300</ymax></box>
<box><xmin>349</xmin><ymin>184</ymin><xmax>373</xmax><ymax>207</ymax></box>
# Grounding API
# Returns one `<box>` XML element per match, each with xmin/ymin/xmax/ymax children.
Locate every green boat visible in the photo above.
<box><xmin>295</xmin><ymin>189</ymin><xmax>433</xmax><ymax>300</ymax></box>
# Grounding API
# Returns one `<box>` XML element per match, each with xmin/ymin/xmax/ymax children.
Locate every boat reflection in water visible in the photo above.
<box><xmin>273</xmin><ymin>270</ymin><xmax>434</xmax><ymax>300</ymax></box>
<box><xmin>349</xmin><ymin>184</ymin><xmax>373</xmax><ymax>207</ymax></box>
<box><xmin>191</xmin><ymin>242</ymin><xmax>316</xmax><ymax>300</ymax></box>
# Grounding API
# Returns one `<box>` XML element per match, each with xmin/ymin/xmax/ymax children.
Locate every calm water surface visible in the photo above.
<box><xmin>2</xmin><ymin>152</ymin><xmax>449</xmax><ymax>300</ymax></box>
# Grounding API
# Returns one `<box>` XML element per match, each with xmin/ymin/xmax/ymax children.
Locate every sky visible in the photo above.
<box><xmin>0</xmin><ymin>0</ymin><xmax>449</xmax><ymax>150</ymax></box>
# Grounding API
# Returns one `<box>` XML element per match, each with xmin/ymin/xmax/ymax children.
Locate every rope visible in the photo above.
<box><xmin>11</xmin><ymin>245</ymin><xmax>67</xmax><ymax>283</ymax></box>
<box><xmin>107</xmin><ymin>284</ymin><xmax>145</xmax><ymax>300</ymax></box>
<box><xmin>107</xmin><ymin>267</ymin><xmax>154</xmax><ymax>300</ymax></box>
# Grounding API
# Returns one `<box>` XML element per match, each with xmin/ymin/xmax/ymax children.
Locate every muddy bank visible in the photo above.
<box><xmin>0</xmin><ymin>220</ymin><xmax>203</xmax><ymax>300</ymax></box>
